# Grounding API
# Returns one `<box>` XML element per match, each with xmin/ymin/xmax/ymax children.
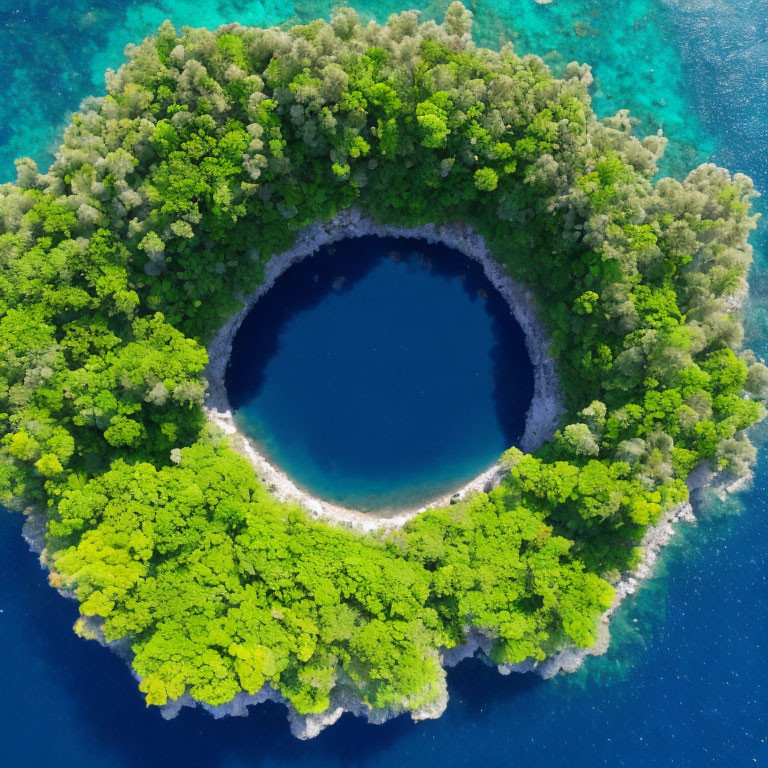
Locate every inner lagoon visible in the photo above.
<box><xmin>225</xmin><ymin>236</ymin><xmax>533</xmax><ymax>512</ymax></box>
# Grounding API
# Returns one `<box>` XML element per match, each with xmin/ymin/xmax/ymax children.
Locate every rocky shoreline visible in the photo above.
<box><xmin>17</xmin><ymin>209</ymin><xmax>754</xmax><ymax>740</ymax></box>
<box><xmin>20</xmin><ymin>458</ymin><xmax>747</xmax><ymax>739</ymax></box>
<box><xmin>156</xmin><ymin>461</ymin><xmax>750</xmax><ymax>739</ymax></box>
<box><xmin>204</xmin><ymin>207</ymin><xmax>565</xmax><ymax>532</ymax></box>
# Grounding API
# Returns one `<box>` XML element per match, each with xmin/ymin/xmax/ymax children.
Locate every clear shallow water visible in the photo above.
<box><xmin>0</xmin><ymin>0</ymin><xmax>716</xmax><ymax>180</ymax></box>
<box><xmin>1</xmin><ymin>1</ymin><xmax>767</xmax><ymax>765</ymax></box>
<box><xmin>225</xmin><ymin>237</ymin><xmax>532</xmax><ymax>512</ymax></box>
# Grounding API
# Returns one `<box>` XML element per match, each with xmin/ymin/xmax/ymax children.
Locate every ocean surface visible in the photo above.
<box><xmin>0</xmin><ymin>1</ymin><xmax>766</xmax><ymax>765</ymax></box>
<box><xmin>225</xmin><ymin>236</ymin><xmax>533</xmax><ymax>512</ymax></box>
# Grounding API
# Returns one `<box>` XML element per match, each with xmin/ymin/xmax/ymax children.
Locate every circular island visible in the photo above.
<box><xmin>1</xmin><ymin>1</ymin><xmax>764</xmax><ymax>740</ymax></box>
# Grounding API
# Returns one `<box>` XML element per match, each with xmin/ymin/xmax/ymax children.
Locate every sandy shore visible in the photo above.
<box><xmin>204</xmin><ymin>207</ymin><xmax>565</xmax><ymax>532</ymax></box>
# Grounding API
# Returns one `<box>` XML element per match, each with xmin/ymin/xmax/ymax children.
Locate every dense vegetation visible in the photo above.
<box><xmin>0</xmin><ymin>4</ymin><xmax>763</xmax><ymax>720</ymax></box>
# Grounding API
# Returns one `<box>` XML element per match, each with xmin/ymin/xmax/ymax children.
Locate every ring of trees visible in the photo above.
<box><xmin>0</xmin><ymin>3</ymin><xmax>764</xmax><ymax>720</ymax></box>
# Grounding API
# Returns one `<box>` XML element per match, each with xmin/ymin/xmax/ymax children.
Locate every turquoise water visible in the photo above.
<box><xmin>0</xmin><ymin>0</ymin><xmax>715</xmax><ymax>180</ymax></box>
<box><xmin>225</xmin><ymin>237</ymin><xmax>533</xmax><ymax>512</ymax></box>
<box><xmin>1</xmin><ymin>0</ymin><xmax>767</xmax><ymax>765</ymax></box>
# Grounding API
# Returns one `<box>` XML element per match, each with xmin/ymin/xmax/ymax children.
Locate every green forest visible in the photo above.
<box><xmin>0</xmin><ymin>3</ymin><xmax>763</xmax><ymax>718</ymax></box>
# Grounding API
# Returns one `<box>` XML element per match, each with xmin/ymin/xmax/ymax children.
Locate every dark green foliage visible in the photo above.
<box><xmin>0</xmin><ymin>3</ymin><xmax>762</xmax><ymax>717</ymax></box>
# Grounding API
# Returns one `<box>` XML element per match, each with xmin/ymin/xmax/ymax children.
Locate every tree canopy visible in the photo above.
<box><xmin>0</xmin><ymin>2</ymin><xmax>763</xmax><ymax>723</ymax></box>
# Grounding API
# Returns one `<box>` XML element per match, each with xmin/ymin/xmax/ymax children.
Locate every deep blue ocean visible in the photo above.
<box><xmin>225</xmin><ymin>236</ymin><xmax>532</xmax><ymax>512</ymax></box>
<box><xmin>1</xmin><ymin>1</ymin><xmax>767</xmax><ymax>765</ymax></box>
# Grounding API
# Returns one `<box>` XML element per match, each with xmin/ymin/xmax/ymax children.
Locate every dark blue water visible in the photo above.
<box><xmin>225</xmin><ymin>237</ymin><xmax>532</xmax><ymax>511</ymax></box>
<box><xmin>2</xmin><ymin>473</ymin><xmax>767</xmax><ymax>766</ymax></box>
<box><xmin>1</xmin><ymin>1</ymin><xmax>767</xmax><ymax>766</ymax></box>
